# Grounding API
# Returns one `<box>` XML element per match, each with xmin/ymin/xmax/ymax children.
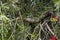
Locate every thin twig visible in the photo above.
<box><xmin>1</xmin><ymin>19</ymin><xmax>4</xmax><ymax>40</ymax></box>
<box><xmin>45</xmin><ymin>23</ymin><xmax>55</xmax><ymax>36</ymax></box>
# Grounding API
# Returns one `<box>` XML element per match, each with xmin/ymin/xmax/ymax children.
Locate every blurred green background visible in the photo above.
<box><xmin>0</xmin><ymin>0</ymin><xmax>60</xmax><ymax>40</ymax></box>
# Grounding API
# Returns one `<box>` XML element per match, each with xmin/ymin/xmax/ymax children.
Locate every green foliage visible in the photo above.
<box><xmin>0</xmin><ymin>0</ymin><xmax>60</xmax><ymax>40</ymax></box>
<box><xmin>53</xmin><ymin>0</ymin><xmax>59</xmax><ymax>3</ymax></box>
